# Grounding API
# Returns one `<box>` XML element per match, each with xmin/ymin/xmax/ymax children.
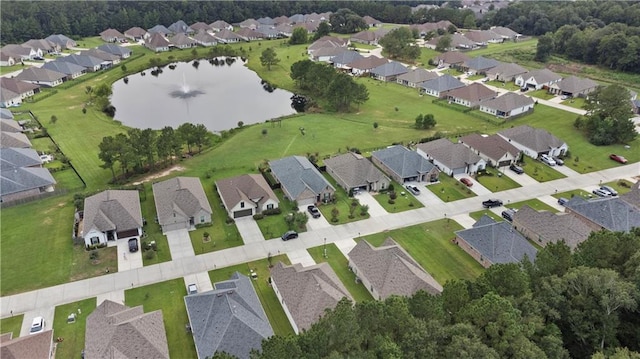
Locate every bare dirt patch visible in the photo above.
<box><xmin>132</xmin><ymin>165</ymin><xmax>185</xmax><ymax>185</ymax></box>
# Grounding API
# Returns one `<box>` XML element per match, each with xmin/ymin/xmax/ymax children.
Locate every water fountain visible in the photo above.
<box><xmin>169</xmin><ymin>72</ymin><xmax>204</xmax><ymax>99</ymax></box>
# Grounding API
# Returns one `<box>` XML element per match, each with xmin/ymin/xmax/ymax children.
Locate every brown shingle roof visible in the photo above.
<box><xmin>0</xmin><ymin>330</ymin><xmax>53</xmax><ymax>359</ymax></box>
<box><xmin>417</xmin><ymin>138</ymin><xmax>483</xmax><ymax>172</ymax></box>
<box><xmin>152</xmin><ymin>177</ymin><xmax>212</xmax><ymax>227</ymax></box>
<box><xmin>216</xmin><ymin>174</ymin><xmax>278</xmax><ymax>212</ymax></box>
<box><xmin>481</xmin><ymin>92</ymin><xmax>534</xmax><ymax>112</ymax></box>
<box><xmin>15</xmin><ymin>67</ymin><xmax>66</xmax><ymax>83</ymax></box>
<box><xmin>459</xmin><ymin>133</ymin><xmax>520</xmax><ymax>164</ymax></box>
<box><xmin>434</xmin><ymin>51</ymin><xmax>470</xmax><ymax>65</ymax></box>
<box><xmin>0</xmin><ymin>132</ymin><xmax>32</xmax><ymax>148</ymax></box>
<box><xmin>349</xmin><ymin>55</ymin><xmax>388</xmax><ymax>70</ymax></box>
<box><xmin>513</xmin><ymin>205</ymin><xmax>591</xmax><ymax>249</ymax></box>
<box><xmin>446</xmin><ymin>83</ymin><xmax>496</xmax><ymax>103</ymax></box>
<box><xmin>0</xmin><ymin>78</ymin><xmax>40</xmax><ymax>95</ymax></box>
<box><xmin>324</xmin><ymin>152</ymin><xmax>389</xmax><ymax>189</ymax></box>
<box><xmin>270</xmin><ymin>262</ymin><xmax>353</xmax><ymax>332</ymax></box>
<box><xmin>85</xmin><ymin>300</ymin><xmax>169</xmax><ymax>359</ymax></box>
<box><xmin>498</xmin><ymin>125</ymin><xmax>565</xmax><ymax>153</ymax></box>
<box><xmin>348</xmin><ymin>239</ymin><xmax>442</xmax><ymax>299</ymax></box>
<box><xmin>83</xmin><ymin>190</ymin><xmax>143</xmax><ymax>234</ymax></box>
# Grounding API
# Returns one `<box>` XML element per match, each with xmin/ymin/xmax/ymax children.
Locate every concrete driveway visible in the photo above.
<box><xmin>166</xmin><ymin>229</ymin><xmax>195</xmax><ymax>259</ymax></box>
<box><xmin>235</xmin><ymin>218</ymin><xmax>265</xmax><ymax>244</ymax></box>
<box><xmin>405</xmin><ymin>182</ymin><xmax>443</xmax><ymax>207</ymax></box>
<box><xmin>286</xmin><ymin>249</ymin><xmax>317</xmax><ymax>266</ymax></box>
<box><xmin>553</xmin><ymin>164</ymin><xmax>581</xmax><ymax>178</ymax></box>
<box><xmin>501</xmin><ymin>167</ymin><xmax>540</xmax><ymax>187</ymax></box>
<box><xmin>306</xmin><ymin>209</ymin><xmax>332</xmax><ymax>231</ymax></box>
<box><xmin>117</xmin><ymin>239</ymin><xmax>143</xmax><ymax>271</ymax></box>
<box><xmin>20</xmin><ymin>306</ymin><xmax>55</xmax><ymax>337</ymax></box>
<box><xmin>453</xmin><ymin>174</ymin><xmax>492</xmax><ymax>196</ymax></box>
<box><xmin>354</xmin><ymin>191</ymin><xmax>387</xmax><ymax>217</ymax></box>
<box><xmin>183</xmin><ymin>271</ymin><xmax>213</xmax><ymax>294</ymax></box>
<box><xmin>450</xmin><ymin>213</ymin><xmax>478</xmax><ymax>229</ymax></box>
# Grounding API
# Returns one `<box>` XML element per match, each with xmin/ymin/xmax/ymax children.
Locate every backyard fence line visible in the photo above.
<box><xmin>0</xmin><ymin>187</ymin><xmax>84</xmax><ymax>208</ymax></box>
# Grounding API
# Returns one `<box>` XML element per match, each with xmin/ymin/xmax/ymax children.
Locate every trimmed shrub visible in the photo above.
<box><xmin>253</xmin><ymin>213</ymin><xmax>265</xmax><ymax>220</ymax></box>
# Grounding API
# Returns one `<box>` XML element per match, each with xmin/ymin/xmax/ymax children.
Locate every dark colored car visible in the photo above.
<box><xmin>501</xmin><ymin>209</ymin><xmax>516</xmax><ymax>222</ymax></box>
<box><xmin>307</xmin><ymin>205</ymin><xmax>321</xmax><ymax>218</ymax></box>
<box><xmin>557</xmin><ymin>197</ymin><xmax>569</xmax><ymax>206</ymax></box>
<box><xmin>592</xmin><ymin>188</ymin><xmax>610</xmax><ymax>197</ymax></box>
<box><xmin>610</xmin><ymin>154</ymin><xmax>628</xmax><ymax>164</ymax></box>
<box><xmin>553</xmin><ymin>156</ymin><xmax>564</xmax><ymax>166</ymax></box>
<box><xmin>281</xmin><ymin>230</ymin><xmax>298</xmax><ymax>241</ymax></box>
<box><xmin>460</xmin><ymin>178</ymin><xmax>473</xmax><ymax>187</ymax></box>
<box><xmin>128</xmin><ymin>238</ymin><xmax>138</xmax><ymax>252</ymax></box>
<box><xmin>509</xmin><ymin>164</ymin><xmax>524</xmax><ymax>174</ymax></box>
<box><xmin>482</xmin><ymin>199</ymin><xmax>503</xmax><ymax>208</ymax></box>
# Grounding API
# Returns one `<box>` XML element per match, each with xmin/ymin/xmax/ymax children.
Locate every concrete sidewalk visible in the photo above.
<box><xmin>1</xmin><ymin>163</ymin><xmax>638</xmax><ymax>319</ymax></box>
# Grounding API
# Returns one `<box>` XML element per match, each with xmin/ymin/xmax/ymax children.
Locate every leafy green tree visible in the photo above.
<box><xmin>379</xmin><ymin>27</ymin><xmax>421</xmax><ymax>61</ymax></box>
<box><xmin>288</xmin><ymin>27</ymin><xmax>307</xmax><ymax>45</ymax></box>
<box><xmin>463</xmin><ymin>14</ymin><xmax>476</xmax><ymax>29</ymax></box>
<box><xmin>435</xmin><ymin>34</ymin><xmax>452</xmax><ymax>52</ymax></box>
<box><xmin>156</xmin><ymin>126</ymin><xmax>176</xmax><ymax>164</ymax></box>
<box><xmin>98</xmin><ymin>135</ymin><xmax>118</xmax><ymax>181</ymax></box>
<box><xmin>177</xmin><ymin>123</ymin><xmax>197</xmax><ymax>154</ymax></box>
<box><xmin>113</xmin><ymin>133</ymin><xmax>135</xmax><ymax>175</ymax></box>
<box><xmin>584</xmin><ymin>85</ymin><xmax>636</xmax><ymax>145</ymax></box>
<box><xmin>192</xmin><ymin>124</ymin><xmax>210</xmax><ymax>153</ymax></box>
<box><xmin>329</xmin><ymin>8</ymin><xmax>367</xmax><ymax>34</ymax></box>
<box><xmin>313</xmin><ymin>21</ymin><xmax>331</xmax><ymax>41</ymax></box>
<box><xmin>535</xmin><ymin>33</ymin><xmax>555</xmax><ymax>62</ymax></box>
<box><xmin>260</xmin><ymin>47</ymin><xmax>280</xmax><ymax>71</ymax></box>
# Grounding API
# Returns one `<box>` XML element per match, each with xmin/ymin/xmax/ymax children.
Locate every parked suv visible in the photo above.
<box><xmin>552</xmin><ymin>156</ymin><xmax>564</xmax><ymax>166</ymax></box>
<box><xmin>405</xmin><ymin>184</ymin><xmax>420</xmax><ymax>195</ymax></box>
<box><xmin>501</xmin><ymin>208</ymin><xmax>516</xmax><ymax>222</ymax></box>
<box><xmin>592</xmin><ymin>188</ymin><xmax>610</xmax><ymax>197</ymax></box>
<box><xmin>307</xmin><ymin>205</ymin><xmax>321</xmax><ymax>218</ymax></box>
<box><xmin>187</xmin><ymin>283</ymin><xmax>198</xmax><ymax>295</ymax></box>
<box><xmin>509</xmin><ymin>164</ymin><xmax>524</xmax><ymax>174</ymax></box>
<box><xmin>29</xmin><ymin>317</ymin><xmax>45</xmax><ymax>335</ymax></box>
<box><xmin>600</xmin><ymin>185</ymin><xmax>618</xmax><ymax>196</ymax></box>
<box><xmin>482</xmin><ymin>199</ymin><xmax>503</xmax><ymax>208</ymax></box>
<box><xmin>281</xmin><ymin>230</ymin><xmax>298</xmax><ymax>241</ymax></box>
<box><xmin>557</xmin><ymin>197</ymin><xmax>569</xmax><ymax>206</ymax></box>
<box><xmin>128</xmin><ymin>238</ymin><xmax>138</xmax><ymax>252</ymax></box>
<box><xmin>540</xmin><ymin>154</ymin><xmax>556</xmax><ymax>166</ymax></box>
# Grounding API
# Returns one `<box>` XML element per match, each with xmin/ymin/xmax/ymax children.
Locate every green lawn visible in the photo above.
<box><xmin>486</xmin><ymin>80</ymin><xmax>521</xmax><ymax>91</ymax></box>
<box><xmin>208</xmin><ymin>255</ymin><xmax>295</xmax><ymax>336</ymax></box>
<box><xmin>467</xmin><ymin>74</ymin><xmax>485</xmax><ymax>81</ymax></box>
<box><xmin>125</xmin><ymin>279</ymin><xmax>196</xmax><ymax>359</ymax></box>
<box><xmin>602</xmin><ymin>179</ymin><xmax>635</xmax><ymax>195</ymax></box>
<box><xmin>307</xmin><ymin>244</ymin><xmax>374</xmax><ymax>302</ymax></box>
<box><xmin>76</xmin><ymin>36</ymin><xmax>105</xmax><ymax>49</ymax></box>
<box><xmin>418</xmin><ymin>47</ymin><xmax>440</xmax><ymax>68</ymax></box>
<box><xmin>373</xmin><ymin>183</ymin><xmax>423</xmax><ymax>213</ymax></box>
<box><xmin>470</xmin><ymin>39</ymin><xmax>538</xmax><ymax>58</ymax></box>
<box><xmin>475</xmin><ymin>167</ymin><xmax>522</xmax><ymax>192</ymax></box>
<box><xmin>553</xmin><ymin>189</ymin><xmax>592</xmax><ymax>200</ymax></box>
<box><xmin>139</xmin><ymin>183</ymin><xmax>172</xmax><ymax>266</ymax></box>
<box><xmin>520</xmin><ymin>159</ymin><xmax>566</xmax><ymax>182</ymax></box>
<box><xmin>255</xmin><ymin>189</ymin><xmax>301</xmax><ymax>240</ymax></box>
<box><xmin>52</xmin><ymin>298</ymin><xmax>96</xmax><ymax>359</ymax></box>
<box><xmin>0</xmin><ymin>314</ymin><xmax>24</xmax><ymax>338</ymax></box>
<box><xmin>318</xmin><ymin>173</ymin><xmax>370</xmax><ymax>224</ymax></box>
<box><xmin>506</xmin><ymin>198</ymin><xmax>559</xmax><ymax>213</ymax></box>
<box><xmin>426</xmin><ymin>175</ymin><xmax>476</xmax><ymax>202</ymax></box>
<box><xmin>358</xmin><ymin>219</ymin><xmax>484</xmax><ymax>284</ymax></box>
<box><xmin>443</xmin><ymin>68</ymin><xmax>463</xmax><ymax>76</ymax></box>
<box><xmin>350</xmin><ymin>42</ymin><xmax>378</xmax><ymax>50</ymax></box>
<box><xmin>190</xmin><ymin>224</ymin><xmax>243</xmax><ymax>255</ymax></box>
<box><xmin>468</xmin><ymin>210</ymin><xmax>503</xmax><ymax>222</ymax></box>
<box><xmin>528</xmin><ymin>89</ymin><xmax>555</xmax><ymax>100</ymax></box>
<box><xmin>0</xmin><ymin>63</ymin><xmax>30</xmax><ymax>74</ymax></box>
<box><xmin>561</xmin><ymin>97</ymin><xmax>586</xmax><ymax>109</ymax></box>
<box><xmin>0</xmin><ymin>195</ymin><xmax>116</xmax><ymax>296</ymax></box>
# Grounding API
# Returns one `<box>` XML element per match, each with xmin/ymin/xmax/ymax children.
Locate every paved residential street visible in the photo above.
<box><xmin>1</xmin><ymin>163</ymin><xmax>638</xmax><ymax>321</ymax></box>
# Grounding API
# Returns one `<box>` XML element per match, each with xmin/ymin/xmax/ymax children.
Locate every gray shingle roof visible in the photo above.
<box><xmin>370</xmin><ymin>61</ymin><xmax>409</xmax><ymax>77</ymax></box>
<box><xmin>490</xmin><ymin>26</ymin><xmax>520</xmax><ymax>38</ymax></box>
<box><xmin>350</xmin><ymin>30</ymin><xmax>377</xmax><ymax>42</ymax></box>
<box><xmin>0</xmin><ymin>78</ymin><xmax>40</xmax><ymax>95</ymax></box>
<box><xmin>463</xmin><ymin>30</ymin><xmax>501</xmax><ymax>43</ymax></box>
<box><xmin>83</xmin><ymin>190</ymin><xmax>143</xmax><ymax>234</ymax></box>
<box><xmin>348</xmin><ymin>239</ymin><xmax>442</xmax><ymax>299</ymax></box>
<box><xmin>210</xmin><ymin>20</ymin><xmax>233</xmax><ymax>31</ymax></box>
<box><xmin>0</xmin><ymin>118</ymin><xmax>21</xmax><ymax>132</ymax></box>
<box><xmin>147</xmin><ymin>25</ymin><xmax>172</xmax><ymax>35</ymax></box>
<box><xmin>455</xmin><ymin>217</ymin><xmax>538</xmax><ymax>264</ymax></box>
<box><xmin>190</xmin><ymin>22</ymin><xmax>212</xmax><ymax>32</ymax></box>
<box><xmin>152</xmin><ymin>177</ymin><xmax>212</xmax><ymax>227</ymax></box>
<box><xmin>45</xmin><ymin>34</ymin><xmax>76</xmax><ymax>48</ymax></box>
<box><xmin>42</xmin><ymin>60</ymin><xmax>86</xmax><ymax>76</ymax></box>
<box><xmin>481</xmin><ymin>92</ymin><xmax>534</xmax><ymax>112</ymax></box>
<box><xmin>463</xmin><ymin>56</ymin><xmax>501</xmax><ymax>71</ymax></box>
<box><xmin>513</xmin><ymin>205</ymin><xmax>591</xmax><ymax>249</ymax></box>
<box><xmin>520</xmin><ymin>68</ymin><xmax>562</xmax><ymax>85</ymax></box>
<box><xmin>459</xmin><ymin>133</ymin><xmax>520</xmax><ymax>164</ymax></box>
<box><xmin>620</xmin><ymin>181</ymin><xmax>640</xmax><ymax>209</ymax></box>
<box><xmin>372</xmin><ymin>145</ymin><xmax>437</xmax><ymax>179</ymax></box>
<box><xmin>270</xmin><ymin>262</ymin><xmax>353</xmax><ymax>332</ymax></box>
<box><xmin>125</xmin><ymin>27</ymin><xmax>148</xmax><ymax>38</ymax></box>
<box><xmin>485</xmin><ymin>62</ymin><xmax>528</xmax><ymax>79</ymax></box>
<box><xmin>216</xmin><ymin>174</ymin><xmax>278</xmax><ymax>212</ymax></box>
<box><xmin>331</xmin><ymin>50</ymin><xmax>364</xmax><ymax>65</ymax></box>
<box><xmin>552</xmin><ymin>75</ymin><xmax>598</xmax><ymax>94</ymax></box>
<box><xmin>146</xmin><ymin>32</ymin><xmax>171</xmax><ymax>48</ymax></box>
<box><xmin>168</xmin><ymin>20</ymin><xmax>193</xmax><ymax>34</ymax></box>
<box><xmin>349</xmin><ymin>55</ymin><xmax>388</xmax><ymax>71</ymax></box>
<box><xmin>15</xmin><ymin>67</ymin><xmax>66</xmax><ymax>83</ymax></box>
<box><xmin>213</xmin><ymin>29</ymin><xmax>244</xmax><ymax>42</ymax></box>
<box><xmin>324</xmin><ymin>152</ymin><xmax>389</xmax><ymax>189</ymax></box>
<box><xmin>1</xmin><ymin>166</ymin><xmax>56</xmax><ymax>198</ymax></box>
<box><xmin>0</xmin><ymin>148</ymin><xmax>41</xmax><ymax>169</ymax></box>
<box><xmin>0</xmin><ymin>108</ymin><xmax>14</xmax><ymax>119</ymax></box>
<box><xmin>269</xmin><ymin>156</ymin><xmax>334</xmax><ymax>200</ymax></box>
<box><xmin>22</xmin><ymin>39</ymin><xmax>56</xmax><ymax>52</ymax></box>
<box><xmin>57</xmin><ymin>54</ymin><xmax>104</xmax><ymax>68</ymax></box>
<box><xmin>396</xmin><ymin>68</ymin><xmax>439</xmax><ymax>84</ymax></box>
<box><xmin>416</xmin><ymin>138</ymin><xmax>482</xmax><ymax>170</ymax></box>
<box><xmin>85</xmin><ymin>300</ymin><xmax>169</xmax><ymax>359</ymax></box>
<box><xmin>170</xmin><ymin>33</ymin><xmax>197</xmax><ymax>46</ymax></box>
<box><xmin>445</xmin><ymin>83</ymin><xmax>496</xmax><ymax>103</ymax></box>
<box><xmin>420</xmin><ymin>74</ymin><xmax>465</xmax><ymax>92</ymax></box>
<box><xmin>81</xmin><ymin>49</ymin><xmax>120</xmax><ymax>62</ymax></box>
<box><xmin>97</xmin><ymin>44</ymin><xmax>132</xmax><ymax>58</ymax></box>
<box><xmin>185</xmin><ymin>272</ymin><xmax>273</xmax><ymax>359</ymax></box>
<box><xmin>0</xmin><ymin>132</ymin><xmax>32</xmax><ymax>148</ymax></box>
<box><xmin>498</xmin><ymin>125</ymin><xmax>565</xmax><ymax>153</ymax></box>
<box><xmin>0</xmin><ymin>330</ymin><xmax>53</xmax><ymax>359</ymax></box>
<box><xmin>434</xmin><ymin>51</ymin><xmax>471</xmax><ymax>65</ymax></box>
<box><xmin>565</xmin><ymin>196</ymin><xmax>640</xmax><ymax>233</ymax></box>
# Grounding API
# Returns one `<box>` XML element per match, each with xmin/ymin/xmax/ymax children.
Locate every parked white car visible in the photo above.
<box><xmin>29</xmin><ymin>316</ymin><xmax>45</xmax><ymax>334</ymax></box>
<box><xmin>540</xmin><ymin>154</ymin><xmax>557</xmax><ymax>166</ymax></box>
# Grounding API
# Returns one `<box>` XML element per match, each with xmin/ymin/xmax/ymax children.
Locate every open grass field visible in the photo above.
<box><xmin>358</xmin><ymin>219</ymin><xmax>484</xmax><ymax>284</ymax></box>
<box><xmin>469</xmin><ymin>210</ymin><xmax>503</xmax><ymax>222</ymax></box>
<box><xmin>506</xmin><ymin>198</ymin><xmax>559</xmax><ymax>213</ymax></box>
<box><xmin>0</xmin><ymin>314</ymin><xmax>24</xmax><ymax>338</ymax></box>
<box><xmin>475</xmin><ymin>167</ymin><xmax>521</xmax><ymax>192</ymax></box>
<box><xmin>426</xmin><ymin>175</ymin><xmax>476</xmax><ymax>202</ymax></box>
<box><xmin>470</xmin><ymin>39</ymin><xmax>538</xmax><ymax>58</ymax></box>
<box><xmin>0</xmin><ymin>64</ymin><xmax>31</xmax><ymax>74</ymax></box>
<box><xmin>520</xmin><ymin>159</ymin><xmax>566</xmax><ymax>182</ymax></box>
<box><xmin>52</xmin><ymin>298</ymin><xmax>96</xmax><ymax>359</ymax></box>
<box><xmin>307</xmin><ymin>243</ymin><xmax>374</xmax><ymax>302</ymax></box>
<box><xmin>125</xmin><ymin>279</ymin><xmax>196</xmax><ymax>358</ymax></box>
<box><xmin>208</xmin><ymin>255</ymin><xmax>294</xmax><ymax>336</ymax></box>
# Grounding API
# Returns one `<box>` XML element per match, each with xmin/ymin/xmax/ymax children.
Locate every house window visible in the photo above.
<box><xmin>240</xmin><ymin>202</ymin><xmax>245</xmax><ymax>208</ymax></box>
<box><xmin>91</xmin><ymin>237</ymin><xmax>99</xmax><ymax>245</ymax></box>
<box><xmin>266</xmin><ymin>204</ymin><xmax>274</xmax><ymax>210</ymax></box>
<box><xmin>200</xmin><ymin>216</ymin><xmax>205</xmax><ymax>223</ymax></box>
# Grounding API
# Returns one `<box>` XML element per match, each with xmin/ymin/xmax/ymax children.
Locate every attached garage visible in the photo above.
<box><xmin>451</xmin><ymin>167</ymin><xmax>466</xmax><ymax>176</ymax></box>
<box><xmin>497</xmin><ymin>159</ymin><xmax>511</xmax><ymax>167</ymax></box>
<box><xmin>233</xmin><ymin>209</ymin><xmax>253</xmax><ymax>218</ymax></box>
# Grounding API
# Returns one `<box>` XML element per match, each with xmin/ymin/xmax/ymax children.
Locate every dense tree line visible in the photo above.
<box><xmin>379</xmin><ymin>27</ymin><xmax>421</xmax><ymax>61</ymax></box>
<box><xmin>576</xmin><ymin>85</ymin><xmax>637</xmax><ymax>146</ymax></box>
<box><xmin>290</xmin><ymin>60</ymin><xmax>368</xmax><ymax>112</ymax></box>
<box><xmin>98</xmin><ymin>123</ymin><xmax>209</xmax><ymax>182</ymax></box>
<box><xmin>240</xmin><ymin>229</ymin><xmax>640</xmax><ymax>359</ymax></box>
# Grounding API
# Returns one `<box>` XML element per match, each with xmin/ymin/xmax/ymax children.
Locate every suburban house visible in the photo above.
<box><xmin>22</xmin><ymin>38</ymin><xmax>59</xmax><ymax>54</ymax></box>
<box><xmin>416</xmin><ymin>138</ymin><xmax>486</xmax><ymax>176</ymax></box>
<box><xmin>42</xmin><ymin>61</ymin><xmax>86</xmax><ymax>80</ymax></box>
<box><xmin>45</xmin><ymin>34</ymin><xmax>77</xmax><ymax>49</ymax></box>
<box><xmin>184</xmin><ymin>272</ymin><xmax>274</xmax><ymax>359</ymax></box>
<box><xmin>490</xmin><ymin>26</ymin><xmax>521</xmax><ymax>40</ymax></box>
<box><xmin>350</xmin><ymin>55</ymin><xmax>388</xmax><ymax>76</ymax></box>
<box><xmin>363</xmin><ymin>15</ymin><xmax>383</xmax><ymax>27</ymax></box>
<box><xmin>85</xmin><ymin>300</ymin><xmax>169</xmax><ymax>359</ymax></box>
<box><xmin>419</xmin><ymin>74</ymin><xmax>465</xmax><ymax>98</ymax></box>
<box><xmin>269</xmin><ymin>156</ymin><xmax>335</xmax><ymax>206</ymax></box>
<box><xmin>371</xmin><ymin>145</ymin><xmax>439</xmax><ymax>183</ymax></box>
<box><xmin>479</xmin><ymin>92</ymin><xmax>535</xmax><ymax>119</ymax></box>
<box><xmin>97</xmin><ymin>44</ymin><xmax>132</xmax><ymax>59</ymax></box>
<box><xmin>170</xmin><ymin>33</ymin><xmax>197</xmax><ymax>49</ymax></box>
<box><xmin>236</xmin><ymin>28</ymin><xmax>265</xmax><ymax>42</ymax></box>
<box><xmin>1</xmin><ymin>118</ymin><xmax>22</xmax><ymax>133</ymax></box>
<box><xmin>124</xmin><ymin>27</ymin><xmax>150</xmax><ymax>41</ymax></box>
<box><xmin>0</xmin><ymin>108</ymin><xmax>14</xmax><ymax>119</ymax></box>
<box><xmin>0</xmin><ymin>148</ymin><xmax>42</xmax><ymax>169</ymax></box>
<box><xmin>100</xmin><ymin>28</ymin><xmax>126</xmax><ymax>42</ymax></box>
<box><xmin>396</xmin><ymin>68</ymin><xmax>439</xmax><ymax>88</ymax></box>
<box><xmin>0</xmin><ymin>148</ymin><xmax>56</xmax><ymax>203</ymax></box>
<box><xmin>370</xmin><ymin>61</ymin><xmax>408</xmax><ymax>82</ymax></box>
<box><xmin>57</xmin><ymin>54</ymin><xmax>106</xmax><ymax>72</ymax></box>
<box><xmin>210</xmin><ymin>20</ymin><xmax>234</xmax><ymax>32</ymax></box>
<box><xmin>82</xmin><ymin>190</ymin><xmax>143</xmax><ymax>248</ymax></box>
<box><xmin>485</xmin><ymin>62</ymin><xmax>528</xmax><ymax>82</ymax></box>
<box><xmin>275</xmin><ymin>23</ymin><xmax>294</xmax><ymax>37</ymax></box>
<box><xmin>307</xmin><ymin>36</ymin><xmax>348</xmax><ymax>56</ymax></box>
<box><xmin>0</xmin><ymin>44</ymin><xmax>40</xmax><ymax>61</ymax></box>
<box><xmin>460</xmin><ymin>56</ymin><xmax>501</xmax><ymax>75</ymax></box>
<box><xmin>445</xmin><ymin>83</ymin><xmax>497</xmax><ymax>108</ymax></box>
<box><xmin>213</xmin><ymin>29</ymin><xmax>244</xmax><ymax>44</ymax></box>
<box><xmin>0</xmin><ymin>52</ymin><xmax>16</xmax><ymax>67</ymax></box>
<box><xmin>331</xmin><ymin>50</ymin><xmax>363</xmax><ymax>69</ymax></box>
<box><xmin>463</xmin><ymin>30</ymin><xmax>503</xmax><ymax>45</ymax></box>
<box><xmin>433</xmin><ymin>51</ymin><xmax>471</xmax><ymax>68</ymax></box>
<box><xmin>145</xmin><ymin>32</ymin><xmax>171</xmax><ymax>52</ymax></box>
<box><xmin>168</xmin><ymin>20</ymin><xmax>194</xmax><ymax>34</ymax></box>
<box><xmin>0</xmin><ymin>330</ymin><xmax>54</xmax><ymax>359</ymax></box>
<box><xmin>152</xmin><ymin>177</ymin><xmax>213</xmax><ymax>233</ymax></box>
<box><xmin>239</xmin><ymin>19</ymin><xmax>260</xmax><ymax>30</ymax></box>
<box><xmin>324</xmin><ymin>152</ymin><xmax>390</xmax><ymax>193</ymax></box>
<box><xmin>454</xmin><ymin>216</ymin><xmax>538</xmax><ymax>268</ymax></box>
<box><xmin>1</xmin><ymin>132</ymin><xmax>32</xmax><ymax>148</ymax></box>
<box><xmin>563</xmin><ymin>196</ymin><xmax>640</xmax><ymax>233</ymax></box>
<box><xmin>193</xmin><ymin>30</ymin><xmax>219</xmax><ymax>46</ymax></box>
<box><xmin>1</xmin><ymin>87</ymin><xmax>22</xmax><ymax>108</ymax></box>
<box><xmin>515</xmin><ymin>68</ymin><xmax>562</xmax><ymax>90</ymax></box>
<box><xmin>409</xmin><ymin>21</ymin><xmax>453</xmax><ymax>37</ymax></box>
<box><xmin>81</xmin><ymin>49</ymin><xmax>121</xmax><ymax>66</ymax></box>
<box><xmin>216</xmin><ymin>174</ymin><xmax>279</xmax><ymax>219</ymax></box>
<box><xmin>257</xmin><ymin>16</ymin><xmax>275</xmax><ymax>26</ymax></box>
<box><xmin>350</xmin><ymin>30</ymin><xmax>378</xmax><ymax>45</ymax></box>
<box><xmin>147</xmin><ymin>25</ymin><xmax>172</xmax><ymax>37</ymax></box>
<box><xmin>498</xmin><ymin>125</ymin><xmax>568</xmax><ymax>158</ymax></box>
<box><xmin>513</xmin><ymin>205</ymin><xmax>592</xmax><ymax>249</ymax></box>
<box><xmin>459</xmin><ymin>133</ymin><xmax>521</xmax><ymax>167</ymax></box>
<box><xmin>548</xmin><ymin>75</ymin><xmax>599</xmax><ymax>98</ymax></box>
<box><xmin>190</xmin><ymin>22</ymin><xmax>213</xmax><ymax>33</ymax></box>
<box><xmin>311</xmin><ymin>46</ymin><xmax>346</xmax><ymax>62</ymax></box>
<box><xmin>426</xmin><ymin>33</ymin><xmax>478</xmax><ymax>51</ymax></box>
<box><xmin>348</xmin><ymin>238</ymin><xmax>443</xmax><ymax>300</ymax></box>
<box><xmin>0</xmin><ymin>78</ymin><xmax>40</xmax><ymax>106</ymax></box>
<box><xmin>270</xmin><ymin>261</ymin><xmax>353</xmax><ymax>334</ymax></box>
